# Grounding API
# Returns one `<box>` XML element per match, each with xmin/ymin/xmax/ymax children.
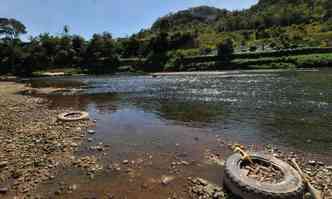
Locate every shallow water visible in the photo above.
<box><xmin>30</xmin><ymin>69</ymin><xmax>332</xmax><ymax>153</ymax></box>
<box><xmin>28</xmin><ymin>69</ymin><xmax>332</xmax><ymax>198</ymax></box>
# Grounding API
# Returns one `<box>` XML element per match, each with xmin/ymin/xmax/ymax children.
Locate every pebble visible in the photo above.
<box><xmin>317</xmin><ymin>161</ymin><xmax>324</xmax><ymax>166</ymax></box>
<box><xmin>0</xmin><ymin>161</ymin><xmax>8</xmax><ymax>168</ymax></box>
<box><xmin>308</xmin><ymin>160</ymin><xmax>316</xmax><ymax>165</ymax></box>
<box><xmin>87</xmin><ymin>129</ymin><xmax>96</xmax><ymax>134</ymax></box>
<box><xmin>95</xmin><ymin>146</ymin><xmax>103</xmax><ymax>151</ymax></box>
<box><xmin>68</xmin><ymin>184</ymin><xmax>77</xmax><ymax>191</ymax></box>
<box><xmin>0</xmin><ymin>187</ymin><xmax>8</xmax><ymax>194</ymax></box>
<box><xmin>197</xmin><ymin>178</ymin><xmax>208</xmax><ymax>186</ymax></box>
<box><xmin>122</xmin><ymin>160</ymin><xmax>129</xmax><ymax>164</ymax></box>
<box><xmin>161</xmin><ymin>175</ymin><xmax>175</xmax><ymax>185</ymax></box>
<box><xmin>71</xmin><ymin>142</ymin><xmax>78</xmax><ymax>147</ymax></box>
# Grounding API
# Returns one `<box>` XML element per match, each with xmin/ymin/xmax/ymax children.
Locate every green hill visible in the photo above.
<box><xmin>137</xmin><ymin>0</ymin><xmax>332</xmax><ymax>51</ymax></box>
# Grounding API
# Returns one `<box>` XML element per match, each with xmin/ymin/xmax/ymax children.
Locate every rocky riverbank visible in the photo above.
<box><xmin>0</xmin><ymin>82</ymin><xmax>92</xmax><ymax>198</ymax></box>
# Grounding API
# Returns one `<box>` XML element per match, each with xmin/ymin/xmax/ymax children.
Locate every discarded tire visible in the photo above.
<box><xmin>224</xmin><ymin>152</ymin><xmax>304</xmax><ymax>199</ymax></box>
<box><xmin>57</xmin><ymin>111</ymin><xmax>89</xmax><ymax>121</ymax></box>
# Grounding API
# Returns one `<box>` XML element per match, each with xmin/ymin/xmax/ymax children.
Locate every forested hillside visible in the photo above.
<box><xmin>140</xmin><ymin>0</ymin><xmax>332</xmax><ymax>50</ymax></box>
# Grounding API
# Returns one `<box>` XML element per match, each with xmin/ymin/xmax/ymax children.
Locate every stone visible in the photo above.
<box><xmin>71</xmin><ymin>142</ymin><xmax>78</xmax><ymax>147</ymax></box>
<box><xmin>68</xmin><ymin>184</ymin><xmax>77</xmax><ymax>191</ymax></box>
<box><xmin>12</xmin><ymin>170</ymin><xmax>23</xmax><ymax>179</ymax></box>
<box><xmin>87</xmin><ymin>129</ymin><xmax>96</xmax><ymax>134</ymax></box>
<box><xmin>122</xmin><ymin>160</ymin><xmax>129</xmax><ymax>164</ymax></box>
<box><xmin>95</xmin><ymin>146</ymin><xmax>103</xmax><ymax>151</ymax></box>
<box><xmin>0</xmin><ymin>161</ymin><xmax>8</xmax><ymax>168</ymax></box>
<box><xmin>181</xmin><ymin>160</ymin><xmax>189</xmax><ymax>165</ymax></box>
<box><xmin>308</xmin><ymin>160</ymin><xmax>316</xmax><ymax>165</ymax></box>
<box><xmin>161</xmin><ymin>175</ymin><xmax>175</xmax><ymax>185</ymax></box>
<box><xmin>213</xmin><ymin>191</ymin><xmax>224</xmax><ymax>198</ymax></box>
<box><xmin>197</xmin><ymin>178</ymin><xmax>208</xmax><ymax>186</ymax></box>
<box><xmin>0</xmin><ymin>187</ymin><xmax>8</xmax><ymax>194</ymax></box>
<box><xmin>54</xmin><ymin>190</ymin><xmax>61</xmax><ymax>195</ymax></box>
<box><xmin>317</xmin><ymin>161</ymin><xmax>324</xmax><ymax>166</ymax></box>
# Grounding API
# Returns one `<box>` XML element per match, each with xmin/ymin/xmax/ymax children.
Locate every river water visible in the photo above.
<box><xmin>28</xmin><ymin>69</ymin><xmax>332</xmax><ymax>198</ymax></box>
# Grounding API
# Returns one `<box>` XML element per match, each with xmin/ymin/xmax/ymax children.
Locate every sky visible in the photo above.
<box><xmin>1</xmin><ymin>0</ymin><xmax>258</xmax><ymax>39</ymax></box>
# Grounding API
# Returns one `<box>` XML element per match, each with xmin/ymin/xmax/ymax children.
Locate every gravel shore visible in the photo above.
<box><xmin>0</xmin><ymin>82</ymin><xmax>91</xmax><ymax>198</ymax></box>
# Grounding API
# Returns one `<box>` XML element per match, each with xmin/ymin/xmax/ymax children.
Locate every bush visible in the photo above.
<box><xmin>199</xmin><ymin>47</ymin><xmax>212</xmax><ymax>55</ymax></box>
<box><xmin>164</xmin><ymin>51</ymin><xmax>185</xmax><ymax>71</ymax></box>
<box><xmin>249</xmin><ymin>45</ymin><xmax>257</xmax><ymax>52</ymax></box>
<box><xmin>217</xmin><ymin>38</ymin><xmax>234</xmax><ymax>62</ymax></box>
<box><xmin>143</xmin><ymin>52</ymin><xmax>169</xmax><ymax>72</ymax></box>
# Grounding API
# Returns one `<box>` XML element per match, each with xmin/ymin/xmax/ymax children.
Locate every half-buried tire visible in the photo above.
<box><xmin>57</xmin><ymin>111</ymin><xmax>89</xmax><ymax>122</ymax></box>
<box><xmin>224</xmin><ymin>152</ymin><xmax>304</xmax><ymax>199</ymax></box>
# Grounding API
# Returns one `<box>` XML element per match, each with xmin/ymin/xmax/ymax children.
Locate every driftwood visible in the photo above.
<box><xmin>291</xmin><ymin>159</ymin><xmax>322</xmax><ymax>199</ymax></box>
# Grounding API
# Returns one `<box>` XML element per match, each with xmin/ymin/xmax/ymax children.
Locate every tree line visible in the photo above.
<box><xmin>0</xmin><ymin>18</ymin><xmax>200</xmax><ymax>76</ymax></box>
<box><xmin>1</xmin><ymin>0</ymin><xmax>332</xmax><ymax>76</ymax></box>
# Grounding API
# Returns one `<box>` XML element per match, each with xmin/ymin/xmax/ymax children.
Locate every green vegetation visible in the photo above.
<box><xmin>1</xmin><ymin>0</ymin><xmax>332</xmax><ymax>76</ymax></box>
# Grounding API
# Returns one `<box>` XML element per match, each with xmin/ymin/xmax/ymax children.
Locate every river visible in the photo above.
<box><xmin>28</xmin><ymin>68</ymin><xmax>332</xmax><ymax>198</ymax></box>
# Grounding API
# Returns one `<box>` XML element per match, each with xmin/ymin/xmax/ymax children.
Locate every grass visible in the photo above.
<box><xmin>32</xmin><ymin>68</ymin><xmax>85</xmax><ymax>77</ymax></box>
<box><xmin>233</xmin><ymin>53</ymin><xmax>332</xmax><ymax>69</ymax></box>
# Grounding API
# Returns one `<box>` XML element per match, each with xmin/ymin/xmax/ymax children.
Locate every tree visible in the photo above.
<box><xmin>0</xmin><ymin>18</ymin><xmax>27</xmax><ymax>39</ymax></box>
<box><xmin>324</xmin><ymin>0</ymin><xmax>332</xmax><ymax>20</ymax></box>
<box><xmin>63</xmin><ymin>25</ymin><xmax>70</xmax><ymax>35</ymax></box>
<box><xmin>0</xmin><ymin>18</ymin><xmax>27</xmax><ymax>74</ymax></box>
<box><xmin>217</xmin><ymin>38</ymin><xmax>234</xmax><ymax>62</ymax></box>
<box><xmin>83</xmin><ymin>32</ymin><xmax>119</xmax><ymax>74</ymax></box>
<box><xmin>118</xmin><ymin>37</ymin><xmax>141</xmax><ymax>58</ymax></box>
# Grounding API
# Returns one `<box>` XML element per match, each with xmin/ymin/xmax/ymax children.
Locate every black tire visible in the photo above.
<box><xmin>57</xmin><ymin>111</ymin><xmax>89</xmax><ymax>122</ymax></box>
<box><xmin>224</xmin><ymin>152</ymin><xmax>304</xmax><ymax>199</ymax></box>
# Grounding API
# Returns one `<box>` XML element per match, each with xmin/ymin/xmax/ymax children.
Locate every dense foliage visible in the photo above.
<box><xmin>149</xmin><ymin>0</ymin><xmax>332</xmax><ymax>49</ymax></box>
<box><xmin>1</xmin><ymin>0</ymin><xmax>332</xmax><ymax>76</ymax></box>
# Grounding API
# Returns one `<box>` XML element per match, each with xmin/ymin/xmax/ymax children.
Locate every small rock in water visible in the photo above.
<box><xmin>96</xmin><ymin>146</ymin><xmax>103</xmax><ymax>151</ymax></box>
<box><xmin>87</xmin><ymin>129</ymin><xmax>96</xmax><ymax>134</ymax></box>
<box><xmin>308</xmin><ymin>160</ymin><xmax>316</xmax><ymax>165</ymax></box>
<box><xmin>317</xmin><ymin>161</ymin><xmax>324</xmax><ymax>166</ymax></box>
